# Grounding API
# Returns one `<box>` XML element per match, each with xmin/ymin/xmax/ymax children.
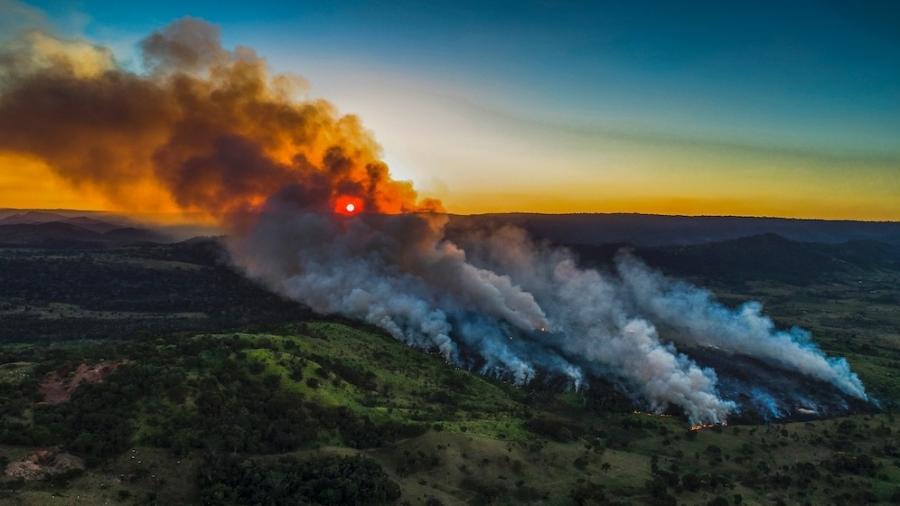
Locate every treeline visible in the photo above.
<box><xmin>199</xmin><ymin>454</ymin><xmax>401</xmax><ymax>506</ymax></box>
<box><xmin>0</xmin><ymin>243</ymin><xmax>313</xmax><ymax>343</ymax></box>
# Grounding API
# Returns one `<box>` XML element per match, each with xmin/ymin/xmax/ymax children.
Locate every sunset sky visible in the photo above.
<box><xmin>1</xmin><ymin>0</ymin><xmax>899</xmax><ymax>220</ymax></box>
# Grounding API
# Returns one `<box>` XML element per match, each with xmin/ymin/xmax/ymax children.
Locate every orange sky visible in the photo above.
<box><xmin>0</xmin><ymin>154</ymin><xmax>198</xmax><ymax>223</ymax></box>
<box><xmin>2</xmin><ymin>151</ymin><xmax>899</xmax><ymax>222</ymax></box>
<box><xmin>0</xmin><ymin>155</ymin><xmax>107</xmax><ymax>210</ymax></box>
<box><xmin>2</xmin><ymin>1</ymin><xmax>899</xmax><ymax>223</ymax></box>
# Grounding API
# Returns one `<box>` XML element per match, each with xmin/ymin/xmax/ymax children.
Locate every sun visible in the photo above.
<box><xmin>334</xmin><ymin>195</ymin><xmax>364</xmax><ymax>216</ymax></box>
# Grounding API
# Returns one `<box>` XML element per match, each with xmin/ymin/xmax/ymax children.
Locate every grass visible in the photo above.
<box><xmin>192</xmin><ymin>324</ymin><xmax>527</xmax><ymax>439</ymax></box>
<box><xmin>3</xmin><ymin>237</ymin><xmax>899</xmax><ymax>503</ymax></box>
<box><xmin>4</xmin><ymin>308</ymin><xmax>900</xmax><ymax>504</ymax></box>
<box><xmin>0</xmin><ymin>362</ymin><xmax>32</xmax><ymax>385</ymax></box>
<box><xmin>138</xmin><ymin>322</ymin><xmax>900</xmax><ymax>503</ymax></box>
<box><xmin>710</xmin><ymin>271</ymin><xmax>900</xmax><ymax>408</ymax></box>
<box><xmin>0</xmin><ymin>447</ymin><xmax>200</xmax><ymax>506</ymax></box>
<box><xmin>0</xmin><ymin>302</ymin><xmax>207</xmax><ymax>321</ymax></box>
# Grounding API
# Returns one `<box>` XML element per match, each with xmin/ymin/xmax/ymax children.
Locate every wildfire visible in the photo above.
<box><xmin>689</xmin><ymin>422</ymin><xmax>726</xmax><ymax>432</ymax></box>
<box><xmin>334</xmin><ymin>195</ymin><xmax>363</xmax><ymax>216</ymax></box>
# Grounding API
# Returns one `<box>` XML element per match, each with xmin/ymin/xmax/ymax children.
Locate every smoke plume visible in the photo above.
<box><xmin>0</xmin><ymin>19</ymin><xmax>867</xmax><ymax>423</ymax></box>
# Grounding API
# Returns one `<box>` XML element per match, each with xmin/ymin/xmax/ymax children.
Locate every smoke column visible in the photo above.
<box><xmin>0</xmin><ymin>19</ymin><xmax>867</xmax><ymax>423</ymax></box>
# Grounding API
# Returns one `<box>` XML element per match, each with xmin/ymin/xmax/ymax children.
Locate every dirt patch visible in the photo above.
<box><xmin>4</xmin><ymin>448</ymin><xmax>84</xmax><ymax>481</ymax></box>
<box><xmin>39</xmin><ymin>360</ymin><xmax>126</xmax><ymax>404</ymax></box>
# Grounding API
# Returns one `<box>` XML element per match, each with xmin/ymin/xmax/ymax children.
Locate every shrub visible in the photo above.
<box><xmin>524</xmin><ymin>415</ymin><xmax>583</xmax><ymax>442</ymax></box>
<box><xmin>199</xmin><ymin>454</ymin><xmax>401</xmax><ymax>506</ymax></box>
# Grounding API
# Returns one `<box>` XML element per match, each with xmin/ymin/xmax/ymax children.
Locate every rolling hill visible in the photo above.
<box><xmin>0</xmin><ymin>213</ymin><xmax>168</xmax><ymax>247</ymax></box>
<box><xmin>1</xmin><ymin>214</ymin><xmax>900</xmax><ymax>504</ymax></box>
<box><xmin>448</xmin><ymin>213</ymin><xmax>900</xmax><ymax>247</ymax></box>
<box><xmin>572</xmin><ymin>233</ymin><xmax>900</xmax><ymax>284</ymax></box>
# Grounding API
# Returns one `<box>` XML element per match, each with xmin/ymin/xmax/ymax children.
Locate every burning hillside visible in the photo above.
<box><xmin>0</xmin><ymin>18</ymin><xmax>871</xmax><ymax>425</ymax></box>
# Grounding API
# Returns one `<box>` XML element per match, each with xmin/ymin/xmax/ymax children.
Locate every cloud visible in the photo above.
<box><xmin>0</xmin><ymin>18</ymin><xmax>868</xmax><ymax>424</ymax></box>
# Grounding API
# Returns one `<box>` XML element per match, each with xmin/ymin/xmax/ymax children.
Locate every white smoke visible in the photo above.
<box><xmin>614</xmin><ymin>256</ymin><xmax>867</xmax><ymax>399</ymax></box>
<box><xmin>230</xmin><ymin>207</ymin><xmax>868</xmax><ymax>425</ymax></box>
<box><xmin>0</xmin><ymin>18</ymin><xmax>866</xmax><ymax>424</ymax></box>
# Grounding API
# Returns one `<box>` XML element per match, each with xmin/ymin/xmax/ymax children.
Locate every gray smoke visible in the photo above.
<box><xmin>0</xmin><ymin>18</ymin><xmax>867</xmax><ymax>425</ymax></box>
<box><xmin>231</xmin><ymin>206</ymin><xmax>867</xmax><ymax>424</ymax></box>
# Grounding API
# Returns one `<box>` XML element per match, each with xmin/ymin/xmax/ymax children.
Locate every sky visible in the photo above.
<box><xmin>1</xmin><ymin>0</ymin><xmax>899</xmax><ymax>220</ymax></box>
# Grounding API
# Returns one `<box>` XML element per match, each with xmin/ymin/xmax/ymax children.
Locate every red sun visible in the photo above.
<box><xmin>334</xmin><ymin>195</ymin><xmax>364</xmax><ymax>216</ymax></box>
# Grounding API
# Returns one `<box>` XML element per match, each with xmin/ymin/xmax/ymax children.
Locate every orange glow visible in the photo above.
<box><xmin>0</xmin><ymin>22</ymin><xmax>896</xmax><ymax>223</ymax></box>
<box><xmin>689</xmin><ymin>423</ymin><xmax>724</xmax><ymax>432</ymax></box>
<box><xmin>334</xmin><ymin>195</ymin><xmax>364</xmax><ymax>216</ymax></box>
<box><xmin>0</xmin><ymin>154</ymin><xmax>204</xmax><ymax>224</ymax></box>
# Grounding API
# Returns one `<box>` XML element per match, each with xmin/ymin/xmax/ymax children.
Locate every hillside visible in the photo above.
<box><xmin>0</xmin><ymin>222</ymin><xmax>106</xmax><ymax>245</ymax></box>
<box><xmin>573</xmin><ymin>233</ymin><xmax>900</xmax><ymax>285</ymax></box>
<box><xmin>448</xmin><ymin>213</ymin><xmax>900</xmax><ymax>247</ymax></box>
<box><xmin>3</xmin><ymin>322</ymin><xmax>899</xmax><ymax>505</ymax></box>
<box><xmin>0</xmin><ymin>220</ymin><xmax>168</xmax><ymax>247</ymax></box>
<box><xmin>1</xmin><ymin>236</ymin><xmax>899</xmax><ymax>504</ymax></box>
<box><xmin>5</xmin><ymin>208</ymin><xmax>900</xmax><ymax>248</ymax></box>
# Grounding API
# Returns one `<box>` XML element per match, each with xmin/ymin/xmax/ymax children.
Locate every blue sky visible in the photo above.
<box><xmin>4</xmin><ymin>0</ymin><xmax>900</xmax><ymax>218</ymax></box>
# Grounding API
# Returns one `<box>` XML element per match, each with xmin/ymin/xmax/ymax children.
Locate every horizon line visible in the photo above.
<box><xmin>3</xmin><ymin>207</ymin><xmax>900</xmax><ymax>225</ymax></box>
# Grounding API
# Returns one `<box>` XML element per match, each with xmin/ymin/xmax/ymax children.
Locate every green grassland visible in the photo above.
<box><xmin>2</xmin><ymin>321</ymin><xmax>900</xmax><ymax>505</ymax></box>
<box><xmin>708</xmin><ymin>269</ymin><xmax>900</xmax><ymax>407</ymax></box>
<box><xmin>1</xmin><ymin>241</ymin><xmax>900</xmax><ymax>505</ymax></box>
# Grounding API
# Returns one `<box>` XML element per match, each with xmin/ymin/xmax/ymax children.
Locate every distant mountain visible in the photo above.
<box><xmin>62</xmin><ymin>216</ymin><xmax>123</xmax><ymax>233</ymax></box>
<box><xmin>0</xmin><ymin>211</ymin><xmax>70</xmax><ymax>225</ymax></box>
<box><xmin>0</xmin><ymin>222</ymin><xmax>105</xmax><ymax>244</ymax></box>
<box><xmin>448</xmin><ymin>213</ymin><xmax>900</xmax><ymax>247</ymax></box>
<box><xmin>0</xmin><ymin>208</ymin><xmax>114</xmax><ymax>218</ymax></box>
<box><xmin>0</xmin><ymin>211</ymin><xmax>126</xmax><ymax>232</ymax></box>
<box><xmin>0</xmin><ymin>209</ymin><xmax>168</xmax><ymax>246</ymax></box>
<box><xmin>0</xmin><ymin>222</ymin><xmax>169</xmax><ymax>246</ymax></box>
<box><xmin>572</xmin><ymin>233</ymin><xmax>900</xmax><ymax>284</ymax></box>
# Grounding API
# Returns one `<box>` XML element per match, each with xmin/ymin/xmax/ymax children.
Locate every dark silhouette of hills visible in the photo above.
<box><xmin>3</xmin><ymin>209</ymin><xmax>899</xmax><ymax>276</ymax></box>
<box><xmin>100</xmin><ymin>226</ymin><xmax>167</xmax><ymax>243</ymax></box>
<box><xmin>0</xmin><ymin>210</ymin><xmax>126</xmax><ymax>230</ymax></box>
<box><xmin>0</xmin><ymin>222</ymin><xmax>103</xmax><ymax>244</ymax></box>
<box><xmin>573</xmin><ymin>233</ymin><xmax>900</xmax><ymax>284</ymax></box>
<box><xmin>449</xmin><ymin>213</ymin><xmax>900</xmax><ymax>246</ymax></box>
<box><xmin>0</xmin><ymin>215</ymin><xmax>168</xmax><ymax>247</ymax></box>
<box><xmin>61</xmin><ymin>216</ymin><xmax>123</xmax><ymax>233</ymax></box>
<box><xmin>0</xmin><ymin>210</ymin><xmax>70</xmax><ymax>225</ymax></box>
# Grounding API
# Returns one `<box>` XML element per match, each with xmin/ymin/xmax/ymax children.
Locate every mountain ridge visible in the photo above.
<box><xmin>448</xmin><ymin>212</ymin><xmax>900</xmax><ymax>246</ymax></box>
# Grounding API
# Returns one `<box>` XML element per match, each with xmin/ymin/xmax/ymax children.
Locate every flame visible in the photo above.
<box><xmin>689</xmin><ymin>422</ymin><xmax>725</xmax><ymax>431</ymax></box>
<box><xmin>334</xmin><ymin>195</ymin><xmax>363</xmax><ymax>216</ymax></box>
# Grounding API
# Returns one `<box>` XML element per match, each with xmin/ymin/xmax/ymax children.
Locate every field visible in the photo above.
<box><xmin>1</xmin><ymin>236</ymin><xmax>900</xmax><ymax>505</ymax></box>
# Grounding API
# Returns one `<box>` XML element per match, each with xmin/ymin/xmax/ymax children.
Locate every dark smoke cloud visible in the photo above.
<box><xmin>0</xmin><ymin>18</ymin><xmax>437</xmax><ymax>217</ymax></box>
<box><xmin>140</xmin><ymin>17</ymin><xmax>229</xmax><ymax>73</ymax></box>
<box><xmin>0</xmin><ymin>19</ymin><xmax>868</xmax><ymax>424</ymax></box>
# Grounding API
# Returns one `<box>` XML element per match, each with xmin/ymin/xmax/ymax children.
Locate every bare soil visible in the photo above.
<box><xmin>39</xmin><ymin>361</ymin><xmax>125</xmax><ymax>404</ymax></box>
